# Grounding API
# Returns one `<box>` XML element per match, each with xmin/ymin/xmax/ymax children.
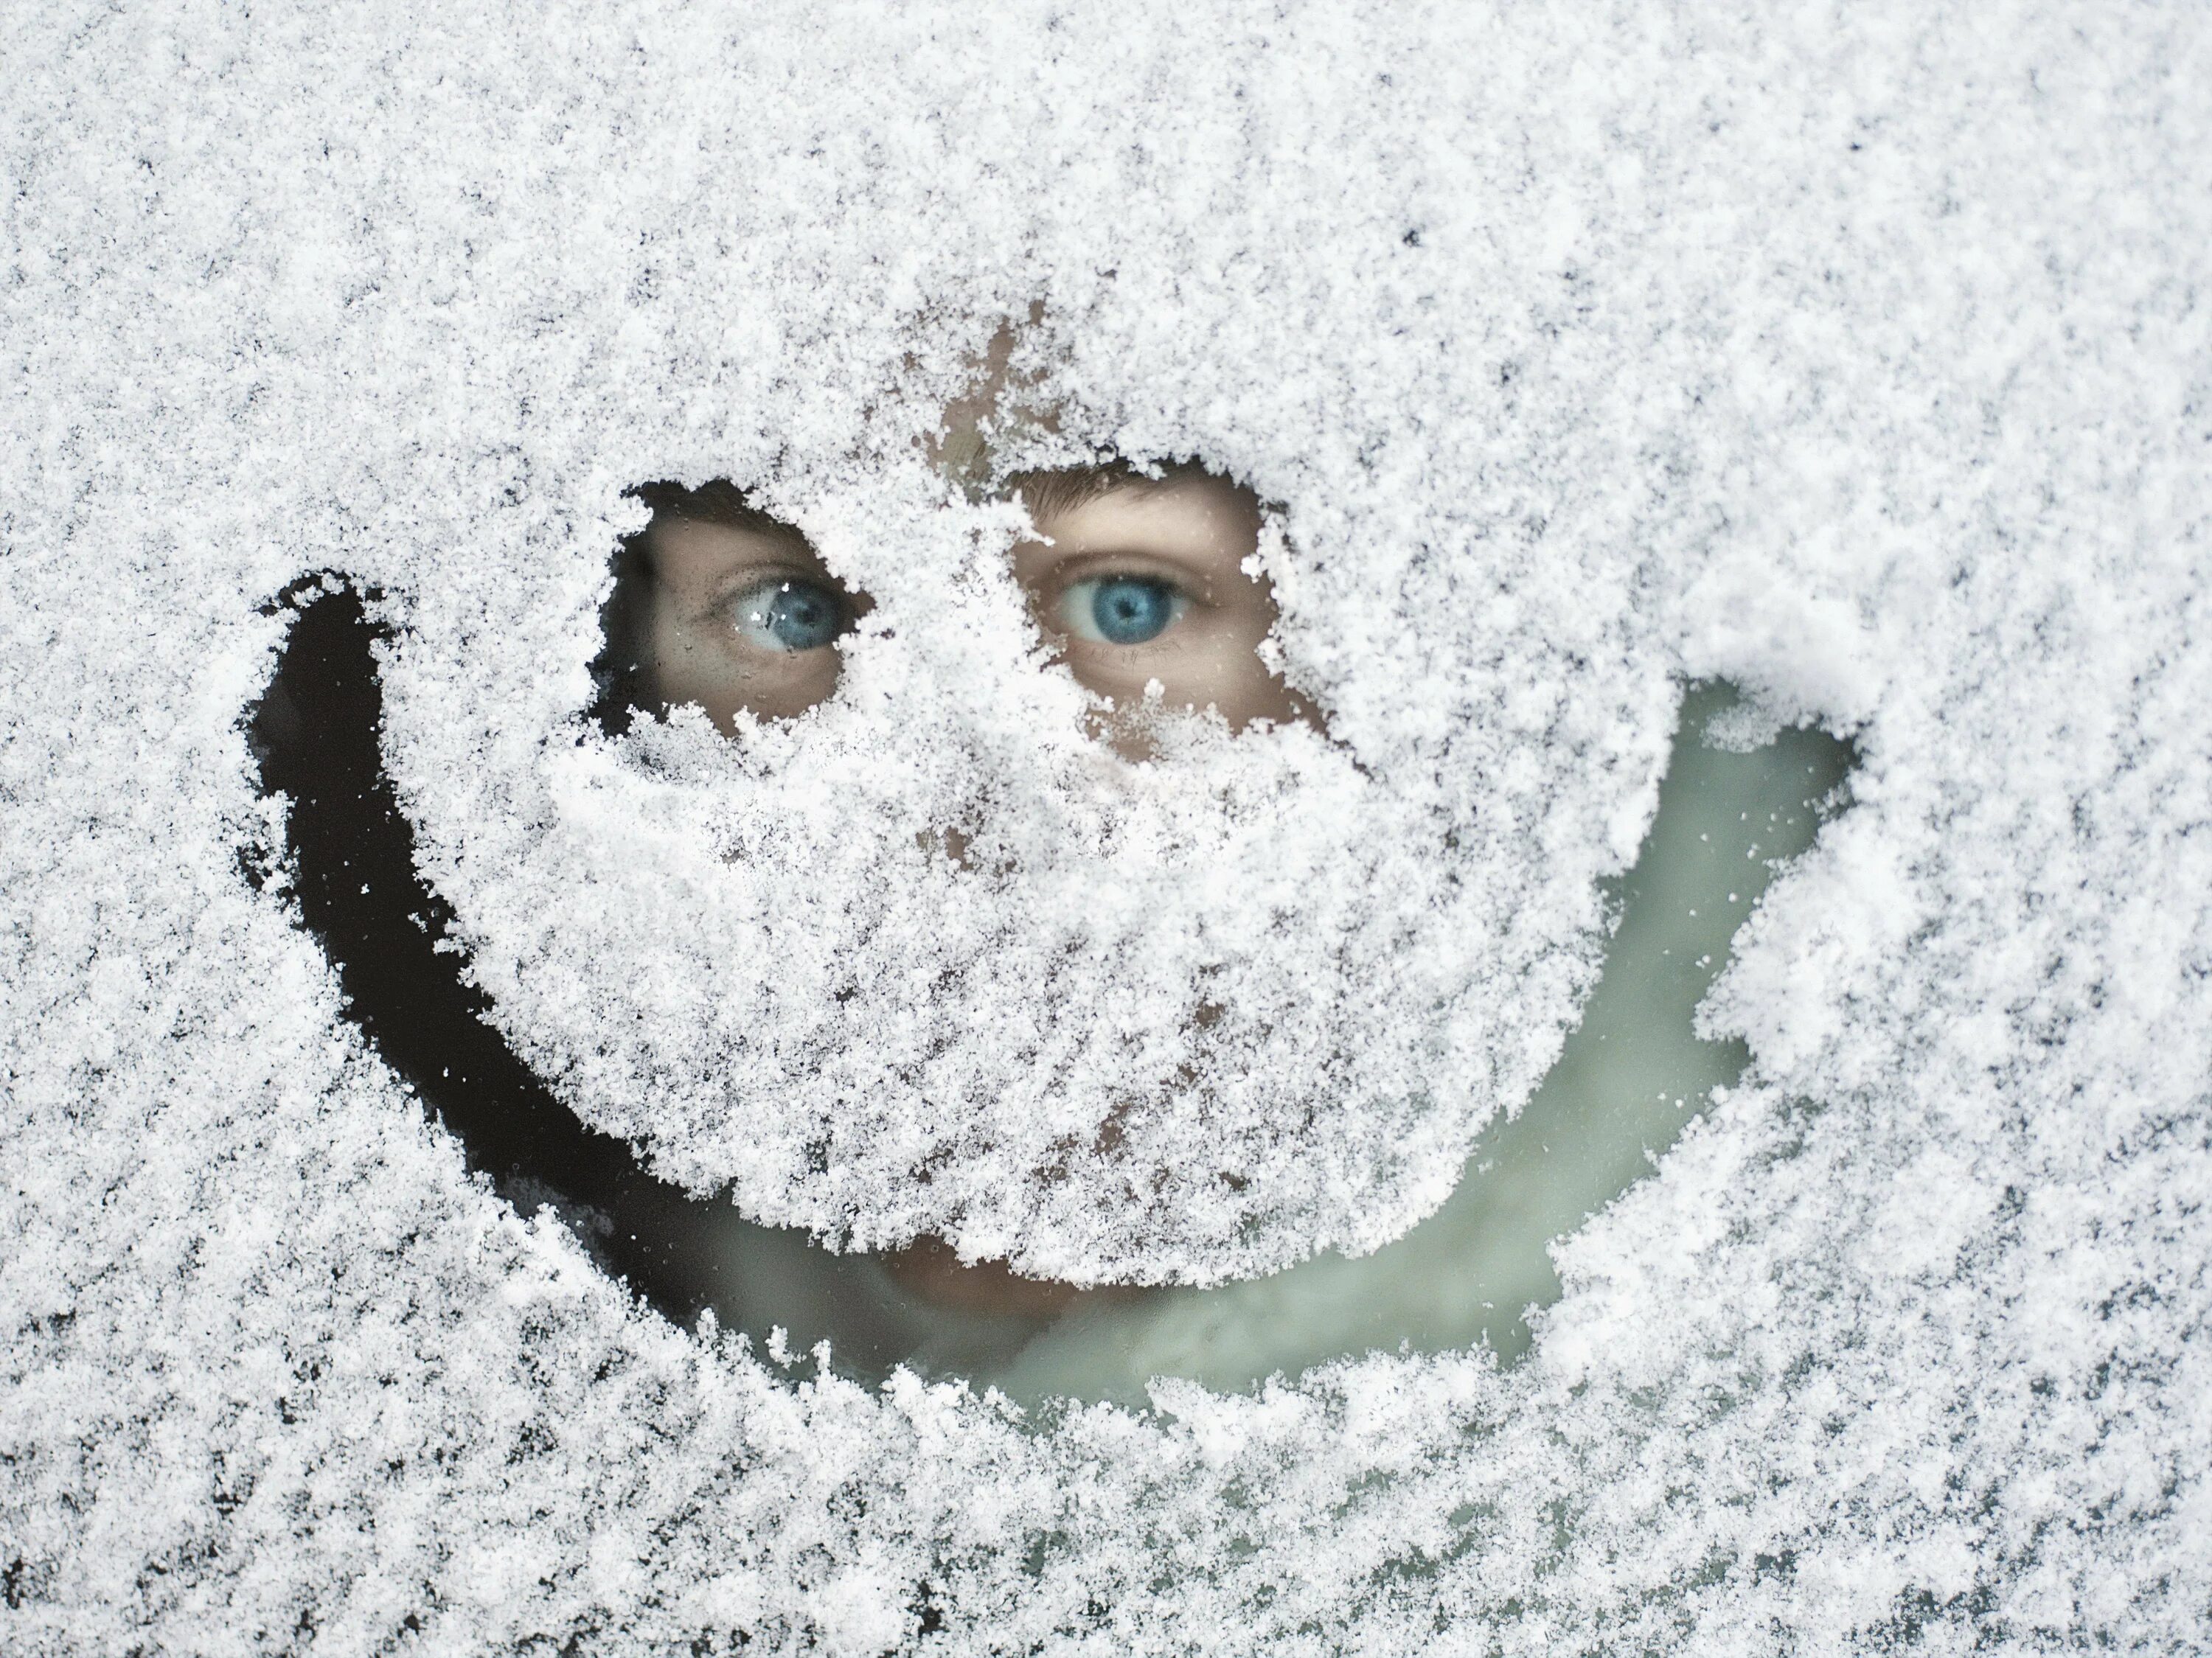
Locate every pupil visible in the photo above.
<box><xmin>1091</xmin><ymin>577</ymin><xmax>1172</xmax><ymax>645</ymax></box>
<box><xmin>768</xmin><ymin>583</ymin><xmax>838</xmax><ymax>650</ymax></box>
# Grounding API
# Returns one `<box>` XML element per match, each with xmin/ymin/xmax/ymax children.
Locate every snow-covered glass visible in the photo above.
<box><xmin>7</xmin><ymin>6</ymin><xmax>2208</xmax><ymax>1651</ymax></box>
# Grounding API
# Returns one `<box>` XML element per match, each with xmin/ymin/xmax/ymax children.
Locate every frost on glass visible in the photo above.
<box><xmin>5</xmin><ymin>3</ymin><xmax>2210</xmax><ymax>1654</ymax></box>
<box><xmin>450</xmin><ymin>531</ymin><xmax>1375</xmax><ymax>1283</ymax></box>
<box><xmin>251</xmin><ymin>596</ymin><xmax>1852</xmax><ymax>1401</ymax></box>
<box><xmin>439</xmin><ymin>441</ymin><xmax>1596</xmax><ymax>1287</ymax></box>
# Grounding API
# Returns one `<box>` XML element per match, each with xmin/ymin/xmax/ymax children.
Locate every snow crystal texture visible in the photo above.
<box><xmin>3</xmin><ymin>1</ymin><xmax>2208</xmax><ymax>1651</ymax></box>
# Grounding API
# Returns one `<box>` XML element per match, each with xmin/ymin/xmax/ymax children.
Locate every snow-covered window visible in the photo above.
<box><xmin>7</xmin><ymin>7</ymin><xmax>2207</xmax><ymax>1651</ymax></box>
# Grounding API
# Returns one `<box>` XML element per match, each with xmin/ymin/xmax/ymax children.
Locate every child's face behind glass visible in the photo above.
<box><xmin>626</xmin><ymin>467</ymin><xmax>1313</xmax><ymax>1313</ymax></box>
<box><xmin>636</xmin><ymin>470</ymin><xmax>1310</xmax><ymax>753</ymax></box>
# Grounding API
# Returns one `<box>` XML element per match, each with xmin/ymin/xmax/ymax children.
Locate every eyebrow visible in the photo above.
<box><xmin>1009</xmin><ymin>463</ymin><xmax>1180</xmax><ymax>523</ymax></box>
<box><xmin>630</xmin><ymin>478</ymin><xmax>815</xmax><ymax>554</ymax></box>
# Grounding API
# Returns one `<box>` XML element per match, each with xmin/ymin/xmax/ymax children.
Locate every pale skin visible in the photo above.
<box><xmin>631</xmin><ymin>467</ymin><xmax>1312</xmax><ymax>1314</ymax></box>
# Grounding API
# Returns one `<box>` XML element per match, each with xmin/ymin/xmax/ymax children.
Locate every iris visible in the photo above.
<box><xmin>1064</xmin><ymin>576</ymin><xmax>1186</xmax><ymax>645</ymax></box>
<box><xmin>737</xmin><ymin>579</ymin><xmax>843</xmax><ymax>652</ymax></box>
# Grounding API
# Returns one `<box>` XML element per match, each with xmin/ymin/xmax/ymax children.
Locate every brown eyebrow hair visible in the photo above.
<box><xmin>1005</xmin><ymin>460</ymin><xmax>1192</xmax><ymax>524</ymax></box>
<box><xmin>627</xmin><ymin>478</ymin><xmax>810</xmax><ymax>548</ymax></box>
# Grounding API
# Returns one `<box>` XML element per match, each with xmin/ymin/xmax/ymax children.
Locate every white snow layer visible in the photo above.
<box><xmin>4</xmin><ymin>1</ymin><xmax>2209</xmax><ymax>1651</ymax></box>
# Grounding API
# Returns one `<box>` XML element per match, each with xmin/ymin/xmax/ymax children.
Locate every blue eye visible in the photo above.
<box><xmin>734</xmin><ymin>578</ymin><xmax>844</xmax><ymax>652</ymax></box>
<box><xmin>1061</xmin><ymin>576</ymin><xmax>1189</xmax><ymax>646</ymax></box>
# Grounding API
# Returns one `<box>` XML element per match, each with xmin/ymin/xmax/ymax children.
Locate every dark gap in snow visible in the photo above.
<box><xmin>249</xmin><ymin>578</ymin><xmax>733</xmax><ymax>1327</ymax></box>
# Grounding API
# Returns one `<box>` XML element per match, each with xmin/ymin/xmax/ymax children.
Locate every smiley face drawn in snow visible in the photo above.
<box><xmin>255</xmin><ymin>486</ymin><xmax>1852</xmax><ymax>1400</ymax></box>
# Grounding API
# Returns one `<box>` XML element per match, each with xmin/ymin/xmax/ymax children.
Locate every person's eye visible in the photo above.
<box><xmin>731</xmin><ymin>577</ymin><xmax>846</xmax><ymax>653</ymax></box>
<box><xmin>1058</xmin><ymin>575</ymin><xmax>1191</xmax><ymax>647</ymax></box>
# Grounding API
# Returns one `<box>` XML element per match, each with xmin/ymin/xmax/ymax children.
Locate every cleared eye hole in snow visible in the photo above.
<box><xmin>253</xmin><ymin>573</ymin><xmax>1850</xmax><ymax>1405</ymax></box>
<box><xmin>598</xmin><ymin>467</ymin><xmax>1314</xmax><ymax>760</ymax></box>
